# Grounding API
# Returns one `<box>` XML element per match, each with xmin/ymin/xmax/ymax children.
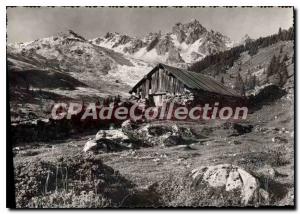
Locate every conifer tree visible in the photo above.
<box><xmin>220</xmin><ymin>76</ymin><xmax>224</xmax><ymax>84</ymax></box>
<box><xmin>234</xmin><ymin>73</ymin><xmax>246</xmax><ymax>96</ymax></box>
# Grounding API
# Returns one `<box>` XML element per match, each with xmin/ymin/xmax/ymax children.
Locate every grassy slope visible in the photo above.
<box><xmin>200</xmin><ymin>41</ymin><xmax>294</xmax><ymax>90</ymax></box>
<box><xmin>13</xmin><ymin>87</ymin><xmax>294</xmax><ymax>206</ymax></box>
<box><xmin>11</xmin><ymin>40</ymin><xmax>295</xmax><ymax>207</ymax></box>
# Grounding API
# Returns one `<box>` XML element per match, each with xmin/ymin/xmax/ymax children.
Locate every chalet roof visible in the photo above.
<box><xmin>130</xmin><ymin>63</ymin><xmax>242</xmax><ymax>98</ymax></box>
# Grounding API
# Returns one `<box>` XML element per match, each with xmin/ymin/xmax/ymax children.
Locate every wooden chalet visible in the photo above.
<box><xmin>129</xmin><ymin>63</ymin><xmax>244</xmax><ymax>107</ymax></box>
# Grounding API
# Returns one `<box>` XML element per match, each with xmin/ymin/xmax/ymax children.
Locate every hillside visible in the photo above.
<box><xmin>8</xmin><ymin>30</ymin><xmax>152</xmax><ymax>96</ymax></box>
<box><xmin>8</xmin><ymin>30</ymin><xmax>154</xmax><ymax>122</ymax></box>
<box><xmin>200</xmin><ymin>41</ymin><xmax>294</xmax><ymax>94</ymax></box>
<box><xmin>188</xmin><ymin>26</ymin><xmax>294</xmax><ymax>97</ymax></box>
<box><xmin>12</xmin><ymin>83</ymin><xmax>294</xmax><ymax>207</ymax></box>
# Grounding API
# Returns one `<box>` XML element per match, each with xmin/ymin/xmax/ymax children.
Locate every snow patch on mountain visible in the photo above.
<box><xmin>104</xmin><ymin>58</ymin><xmax>153</xmax><ymax>87</ymax></box>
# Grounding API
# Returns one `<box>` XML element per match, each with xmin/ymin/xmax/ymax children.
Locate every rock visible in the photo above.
<box><xmin>83</xmin><ymin>139</ymin><xmax>97</xmax><ymax>152</ymax></box>
<box><xmin>121</xmin><ymin>122</ymin><xmax>194</xmax><ymax>147</ymax></box>
<box><xmin>95</xmin><ymin>130</ymin><xmax>106</xmax><ymax>141</ymax></box>
<box><xmin>94</xmin><ymin>129</ymin><xmax>131</xmax><ymax>152</ymax></box>
<box><xmin>96</xmin><ymin>139</ymin><xmax>125</xmax><ymax>152</ymax></box>
<box><xmin>222</xmin><ymin>122</ymin><xmax>253</xmax><ymax>136</ymax></box>
<box><xmin>112</xmin><ymin>35</ymin><xmax>131</xmax><ymax>47</ymax></box>
<box><xmin>121</xmin><ymin>119</ymin><xmax>132</xmax><ymax>132</ymax></box>
<box><xmin>148</xmin><ymin>126</ymin><xmax>172</xmax><ymax>136</ymax></box>
<box><xmin>156</xmin><ymin>34</ymin><xmax>174</xmax><ymax>55</ymax></box>
<box><xmin>122</xmin><ymin>121</ymin><xmax>153</xmax><ymax>145</ymax></box>
<box><xmin>233</xmin><ymin>140</ymin><xmax>242</xmax><ymax>145</ymax></box>
<box><xmin>121</xmin><ymin>119</ymin><xmax>131</xmax><ymax>127</ymax></box>
<box><xmin>259</xmin><ymin>188</ymin><xmax>270</xmax><ymax>202</ymax></box>
<box><xmin>172</xmin><ymin>23</ymin><xmax>186</xmax><ymax>43</ymax></box>
<box><xmin>228</xmin><ymin>140</ymin><xmax>242</xmax><ymax>145</ymax></box>
<box><xmin>272</xmin><ymin>136</ymin><xmax>288</xmax><ymax>144</ymax></box>
<box><xmin>167</xmin><ymin>47</ymin><xmax>184</xmax><ymax>63</ymax></box>
<box><xmin>232</xmin><ymin>123</ymin><xmax>253</xmax><ymax>135</ymax></box>
<box><xmin>185</xmin><ymin>20</ymin><xmax>206</xmax><ymax>44</ymax></box>
<box><xmin>152</xmin><ymin>124</ymin><xmax>185</xmax><ymax>146</ymax></box>
<box><xmin>256</xmin><ymin>165</ymin><xmax>276</xmax><ymax>180</ymax></box>
<box><xmin>14</xmin><ymin>147</ymin><xmax>20</xmax><ymax>151</ymax></box>
<box><xmin>104</xmin><ymin>129</ymin><xmax>129</xmax><ymax>141</ymax></box>
<box><xmin>123</xmin><ymin>38</ymin><xmax>145</xmax><ymax>54</ymax></box>
<box><xmin>171</xmin><ymin>124</ymin><xmax>179</xmax><ymax>134</ymax></box>
<box><xmin>271</xmin><ymin>127</ymin><xmax>280</xmax><ymax>131</ymax></box>
<box><xmin>162</xmin><ymin>135</ymin><xmax>182</xmax><ymax>147</ymax></box>
<box><xmin>254</xmin><ymin>126</ymin><xmax>268</xmax><ymax>132</ymax></box>
<box><xmin>190</xmin><ymin>164</ymin><xmax>263</xmax><ymax>205</ymax></box>
<box><xmin>96</xmin><ymin>129</ymin><xmax>129</xmax><ymax>141</ymax></box>
<box><xmin>85</xmin><ymin>128</ymin><xmax>131</xmax><ymax>153</ymax></box>
<box><xmin>145</xmin><ymin>34</ymin><xmax>160</xmax><ymax>51</ymax></box>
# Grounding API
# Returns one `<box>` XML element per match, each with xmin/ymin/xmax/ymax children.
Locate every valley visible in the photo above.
<box><xmin>8</xmin><ymin>19</ymin><xmax>294</xmax><ymax>208</ymax></box>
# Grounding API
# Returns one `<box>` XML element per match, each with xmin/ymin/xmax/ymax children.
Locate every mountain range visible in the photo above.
<box><xmin>7</xmin><ymin>19</ymin><xmax>239</xmax><ymax>99</ymax></box>
<box><xmin>90</xmin><ymin>19</ymin><xmax>234</xmax><ymax>65</ymax></box>
<box><xmin>7</xmin><ymin>19</ymin><xmax>294</xmax><ymax>123</ymax></box>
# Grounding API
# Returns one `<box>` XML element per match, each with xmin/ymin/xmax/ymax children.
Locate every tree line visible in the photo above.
<box><xmin>232</xmin><ymin>48</ymin><xmax>290</xmax><ymax>96</ymax></box>
<box><xmin>189</xmin><ymin>27</ymin><xmax>294</xmax><ymax>73</ymax></box>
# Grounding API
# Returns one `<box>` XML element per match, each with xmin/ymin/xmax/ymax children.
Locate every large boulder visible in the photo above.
<box><xmin>97</xmin><ymin>129</ymin><xmax>131</xmax><ymax>152</ymax></box>
<box><xmin>190</xmin><ymin>164</ymin><xmax>268</xmax><ymax>205</ymax></box>
<box><xmin>121</xmin><ymin>121</ymin><xmax>189</xmax><ymax>147</ymax></box>
<box><xmin>84</xmin><ymin>129</ymin><xmax>131</xmax><ymax>153</ymax></box>
<box><xmin>95</xmin><ymin>129</ymin><xmax>129</xmax><ymax>141</ymax></box>
<box><xmin>83</xmin><ymin>138</ymin><xmax>97</xmax><ymax>152</ymax></box>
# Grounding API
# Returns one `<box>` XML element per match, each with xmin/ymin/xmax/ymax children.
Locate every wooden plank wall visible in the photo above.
<box><xmin>136</xmin><ymin>68</ymin><xmax>185</xmax><ymax>98</ymax></box>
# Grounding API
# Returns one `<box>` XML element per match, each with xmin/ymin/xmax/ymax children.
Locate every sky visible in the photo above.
<box><xmin>7</xmin><ymin>7</ymin><xmax>294</xmax><ymax>43</ymax></box>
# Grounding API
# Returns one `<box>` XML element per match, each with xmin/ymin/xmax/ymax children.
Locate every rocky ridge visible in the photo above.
<box><xmin>90</xmin><ymin>19</ymin><xmax>233</xmax><ymax>65</ymax></box>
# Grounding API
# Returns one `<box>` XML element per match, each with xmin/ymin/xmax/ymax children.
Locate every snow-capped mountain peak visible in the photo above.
<box><xmin>90</xmin><ymin>19</ymin><xmax>233</xmax><ymax>65</ymax></box>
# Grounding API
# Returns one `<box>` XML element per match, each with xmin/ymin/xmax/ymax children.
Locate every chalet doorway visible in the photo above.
<box><xmin>152</xmin><ymin>94</ymin><xmax>166</xmax><ymax>106</ymax></box>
